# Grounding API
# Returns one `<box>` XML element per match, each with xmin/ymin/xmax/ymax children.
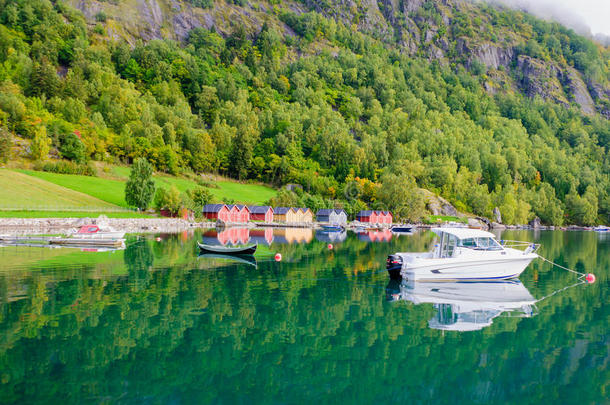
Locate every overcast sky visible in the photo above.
<box><xmin>492</xmin><ymin>0</ymin><xmax>610</xmax><ymax>36</ymax></box>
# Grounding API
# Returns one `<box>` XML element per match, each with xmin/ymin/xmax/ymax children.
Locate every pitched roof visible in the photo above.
<box><xmin>202</xmin><ymin>204</ymin><xmax>227</xmax><ymax>213</ymax></box>
<box><xmin>333</xmin><ymin>209</ymin><xmax>346</xmax><ymax>215</ymax></box>
<box><xmin>249</xmin><ymin>206</ymin><xmax>273</xmax><ymax>214</ymax></box>
<box><xmin>316</xmin><ymin>209</ymin><xmax>334</xmax><ymax>216</ymax></box>
<box><xmin>357</xmin><ymin>210</ymin><xmax>373</xmax><ymax>216</ymax></box>
<box><xmin>235</xmin><ymin>204</ymin><xmax>250</xmax><ymax>212</ymax></box>
<box><xmin>274</xmin><ymin>207</ymin><xmax>291</xmax><ymax>214</ymax></box>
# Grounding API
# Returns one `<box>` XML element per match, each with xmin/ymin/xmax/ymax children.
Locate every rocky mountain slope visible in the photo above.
<box><xmin>69</xmin><ymin>0</ymin><xmax>610</xmax><ymax>117</ymax></box>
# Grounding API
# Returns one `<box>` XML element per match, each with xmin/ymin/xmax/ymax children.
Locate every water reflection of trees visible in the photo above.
<box><xmin>0</xmin><ymin>231</ymin><xmax>607</xmax><ymax>403</ymax></box>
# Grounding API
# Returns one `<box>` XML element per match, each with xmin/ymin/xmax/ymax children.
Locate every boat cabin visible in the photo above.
<box><xmin>432</xmin><ymin>228</ymin><xmax>503</xmax><ymax>258</ymax></box>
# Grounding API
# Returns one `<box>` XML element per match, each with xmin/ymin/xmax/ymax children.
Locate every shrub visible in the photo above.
<box><xmin>0</xmin><ymin>127</ymin><xmax>11</xmax><ymax>163</ymax></box>
<box><xmin>95</xmin><ymin>11</ymin><xmax>107</xmax><ymax>22</ymax></box>
<box><xmin>59</xmin><ymin>132</ymin><xmax>87</xmax><ymax>163</ymax></box>
<box><xmin>33</xmin><ymin>160</ymin><xmax>96</xmax><ymax>176</ymax></box>
<box><xmin>154</xmin><ymin>186</ymin><xmax>182</xmax><ymax>214</ymax></box>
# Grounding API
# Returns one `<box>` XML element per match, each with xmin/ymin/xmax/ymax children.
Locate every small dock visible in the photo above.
<box><xmin>0</xmin><ymin>235</ymin><xmax>125</xmax><ymax>248</ymax></box>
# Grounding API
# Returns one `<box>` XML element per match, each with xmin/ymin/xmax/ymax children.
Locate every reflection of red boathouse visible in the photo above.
<box><xmin>202</xmin><ymin>227</ymin><xmax>251</xmax><ymax>246</ymax></box>
<box><xmin>249</xmin><ymin>228</ymin><xmax>274</xmax><ymax>245</ymax></box>
<box><xmin>358</xmin><ymin>229</ymin><xmax>393</xmax><ymax>242</ymax></box>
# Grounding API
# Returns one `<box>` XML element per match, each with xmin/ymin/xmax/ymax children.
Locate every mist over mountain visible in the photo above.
<box><xmin>486</xmin><ymin>0</ymin><xmax>593</xmax><ymax>36</ymax></box>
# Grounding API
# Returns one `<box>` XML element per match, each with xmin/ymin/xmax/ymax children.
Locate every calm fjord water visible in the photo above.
<box><xmin>0</xmin><ymin>230</ymin><xmax>607</xmax><ymax>404</ymax></box>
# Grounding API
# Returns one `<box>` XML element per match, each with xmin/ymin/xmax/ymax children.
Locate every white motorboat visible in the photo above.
<box><xmin>69</xmin><ymin>225</ymin><xmax>126</xmax><ymax>239</ymax></box>
<box><xmin>593</xmin><ymin>225</ymin><xmax>610</xmax><ymax>232</ymax></box>
<box><xmin>386</xmin><ymin>228</ymin><xmax>539</xmax><ymax>281</ymax></box>
<box><xmin>386</xmin><ymin>279</ymin><xmax>537</xmax><ymax>331</ymax></box>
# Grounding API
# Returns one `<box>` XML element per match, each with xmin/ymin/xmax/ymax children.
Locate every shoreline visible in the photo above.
<box><xmin>0</xmin><ymin>217</ymin><xmax>216</xmax><ymax>235</ymax></box>
<box><xmin>0</xmin><ymin>217</ymin><xmax>603</xmax><ymax>236</ymax></box>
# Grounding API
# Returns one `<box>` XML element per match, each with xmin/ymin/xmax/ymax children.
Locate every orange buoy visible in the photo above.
<box><xmin>585</xmin><ymin>273</ymin><xmax>596</xmax><ymax>284</ymax></box>
<box><xmin>274</xmin><ymin>253</ymin><xmax>282</xmax><ymax>262</ymax></box>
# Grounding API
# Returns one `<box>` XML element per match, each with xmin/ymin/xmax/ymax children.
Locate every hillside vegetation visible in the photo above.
<box><xmin>0</xmin><ymin>0</ymin><xmax>608</xmax><ymax>224</ymax></box>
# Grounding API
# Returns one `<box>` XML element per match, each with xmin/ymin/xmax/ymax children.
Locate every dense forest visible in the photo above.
<box><xmin>0</xmin><ymin>0</ymin><xmax>608</xmax><ymax>224</ymax></box>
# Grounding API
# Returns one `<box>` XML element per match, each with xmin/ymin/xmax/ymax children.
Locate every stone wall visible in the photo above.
<box><xmin>0</xmin><ymin>217</ymin><xmax>215</xmax><ymax>235</ymax></box>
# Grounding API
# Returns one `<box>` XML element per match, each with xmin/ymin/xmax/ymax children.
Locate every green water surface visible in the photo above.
<box><xmin>0</xmin><ymin>230</ymin><xmax>607</xmax><ymax>404</ymax></box>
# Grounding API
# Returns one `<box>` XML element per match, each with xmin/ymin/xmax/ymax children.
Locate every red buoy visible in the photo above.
<box><xmin>585</xmin><ymin>273</ymin><xmax>596</xmax><ymax>284</ymax></box>
<box><xmin>328</xmin><ymin>243</ymin><xmax>333</xmax><ymax>250</ymax></box>
<box><xmin>274</xmin><ymin>253</ymin><xmax>282</xmax><ymax>262</ymax></box>
<box><xmin>155</xmin><ymin>237</ymin><xmax>162</xmax><ymax>242</ymax></box>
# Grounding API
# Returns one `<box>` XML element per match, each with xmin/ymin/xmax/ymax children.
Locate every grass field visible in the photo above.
<box><xmin>17</xmin><ymin>168</ymin><xmax>278</xmax><ymax>207</ymax></box>
<box><xmin>0</xmin><ymin>210</ymin><xmax>151</xmax><ymax>218</ymax></box>
<box><xmin>425</xmin><ymin>215</ymin><xmax>468</xmax><ymax>224</ymax></box>
<box><xmin>0</xmin><ymin>170</ymin><xmax>120</xmax><ymax>210</ymax></box>
<box><xmin>18</xmin><ymin>169</ymin><xmax>130</xmax><ymax>207</ymax></box>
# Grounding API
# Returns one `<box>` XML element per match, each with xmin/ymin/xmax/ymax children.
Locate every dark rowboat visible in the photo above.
<box><xmin>197</xmin><ymin>242</ymin><xmax>257</xmax><ymax>255</ymax></box>
<box><xmin>391</xmin><ymin>225</ymin><xmax>415</xmax><ymax>233</ymax></box>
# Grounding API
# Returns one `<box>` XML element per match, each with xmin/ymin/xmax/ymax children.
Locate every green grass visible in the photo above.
<box><xmin>0</xmin><ymin>170</ymin><xmax>120</xmax><ymax>210</ymax></box>
<box><xmin>425</xmin><ymin>215</ymin><xmax>468</xmax><ymax>224</ymax></box>
<box><xmin>12</xmin><ymin>167</ymin><xmax>278</xmax><ymax>211</ymax></box>
<box><xmin>18</xmin><ymin>169</ymin><xmax>129</xmax><ymax>207</ymax></box>
<box><xmin>0</xmin><ymin>210</ymin><xmax>151</xmax><ymax>218</ymax></box>
<box><xmin>210</xmin><ymin>181</ymin><xmax>277</xmax><ymax>205</ymax></box>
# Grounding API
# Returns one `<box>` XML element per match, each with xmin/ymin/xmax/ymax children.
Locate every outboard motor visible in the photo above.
<box><xmin>386</xmin><ymin>254</ymin><xmax>403</xmax><ymax>279</ymax></box>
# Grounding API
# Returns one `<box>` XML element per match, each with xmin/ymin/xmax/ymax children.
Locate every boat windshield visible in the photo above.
<box><xmin>457</xmin><ymin>237</ymin><xmax>503</xmax><ymax>251</ymax></box>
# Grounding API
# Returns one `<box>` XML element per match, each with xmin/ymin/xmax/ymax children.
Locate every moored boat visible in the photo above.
<box><xmin>386</xmin><ymin>228</ymin><xmax>539</xmax><ymax>281</ymax></box>
<box><xmin>70</xmin><ymin>225</ymin><xmax>125</xmax><ymax>239</ymax></box>
<box><xmin>197</xmin><ymin>242</ymin><xmax>257</xmax><ymax>255</ymax></box>
<box><xmin>593</xmin><ymin>225</ymin><xmax>610</xmax><ymax>232</ymax></box>
<box><xmin>391</xmin><ymin>224</ymin><xmax>416</xmax><ymax>233</ymax></box>
<box><xmin>321</xmin><ymin>224</ymin><xmax>344</xmax><ymax>232</ymax></box>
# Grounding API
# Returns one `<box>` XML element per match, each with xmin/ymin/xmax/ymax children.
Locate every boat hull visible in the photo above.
<box><xmin>197</xmin><ymin>242</ymin><xmax>257</xmax><ymax>255</ymax></box>
<box><xmin>74</xmin><ymin>232</ymin><xmax>126</xmax><ymax>239</ymax></box>
<box><xmin>400</xmin><ymin>255</ymin><xmax>537</xmax><ymax>281</ymax></box>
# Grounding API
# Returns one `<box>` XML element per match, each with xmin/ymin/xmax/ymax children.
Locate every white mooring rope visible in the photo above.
<box><xmin>538</xmin><ymin>255</ymin><xmax>586</xmax><ymax>279</ymax></box>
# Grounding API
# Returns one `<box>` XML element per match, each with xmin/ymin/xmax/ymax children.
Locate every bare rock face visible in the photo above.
<box><xmin>529</xmin><ymin>216</ymin><xmax>541</xmax><ymax>229</ymax></box>
<box><xmin>516</xmin><ymin>55</ymin><xmax>569</xmax><ymax>107</ymax></box>
<box><xmin>493</xmin><ymin>207</ymin><xmax>502</xmax><ymax>224</ymax></box>
<box><xmin>457</xmin><ymin>39</ymin><xmax>514</xmax><ymax>70</ymax></box>
<box><xmin>585</xmin><ymin>80</ymin><xmax>610</xmax><ymax>118</ymax></box>
<box><xmin>422</xmin><ymin>190</ymin><xmax>459</xmax><ymax>216</ymax></box>
<box><xmin>137</xmin><ymin>0</ymin><xmax>164</xmax><ymax>40</ymax></box>
<box><xmin>402</xmin><ymin>0</ymin><xmax>425</xmax><ymax>14</ymax></box>
<box><xmin>559</xmin><ymin>67</ymin><xmax>596</xmax><ymax>115</ymax></box>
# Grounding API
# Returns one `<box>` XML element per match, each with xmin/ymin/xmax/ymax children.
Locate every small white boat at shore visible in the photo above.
<box><xmin>386</xmin><ymin>228</ymin><xmax>539</xmax><ymax>281</ymax></box>
<box><xmin>69</xmin><ymin>225</ymin><xmax>125</xmax><ymax>240</ymax></box>
<box><xmin>593</xmin><ymin>225</ymin><xmax>610</xmax><ymax>232</ymax></box>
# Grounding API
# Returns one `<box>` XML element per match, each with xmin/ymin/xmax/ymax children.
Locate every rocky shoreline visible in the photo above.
<box><xmin>0</xmin><ymin>216</ymin><xmax>601</xmax><ymax>236</ymax></box>
<box><xmin>0</xmin><ymin>217</ymin><xmax>216</xmax><ymax>235</ymax></box>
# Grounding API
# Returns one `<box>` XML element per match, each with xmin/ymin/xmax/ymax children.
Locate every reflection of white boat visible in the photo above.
<box><xmin>387</xmin><ymin>228</ymin><xmax>538</xmax><ymax>281</ymax></box>
<box><xmin>386</xmin><ymin>279</ymin><xmax>537</xmax><ymax>331</ymax></box>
